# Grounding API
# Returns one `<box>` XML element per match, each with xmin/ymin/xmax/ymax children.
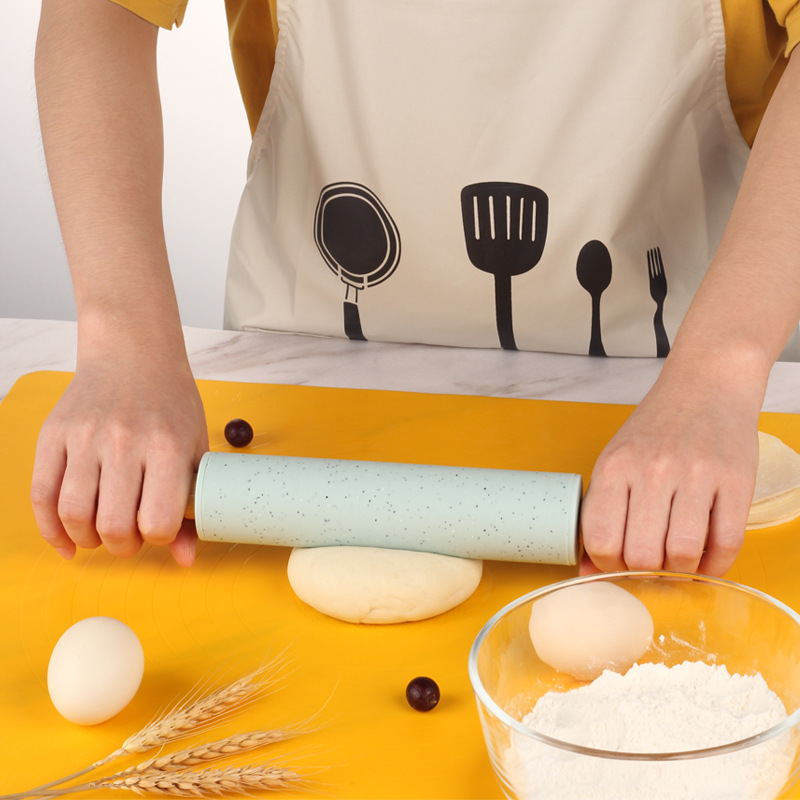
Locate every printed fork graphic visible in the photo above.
<box><xmin>647</xmin><ymin>247</ymin><xmax>670</xmax><ymax>357</ymax></box>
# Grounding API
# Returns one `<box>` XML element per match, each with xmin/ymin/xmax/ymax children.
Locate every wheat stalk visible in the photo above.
<box><xmin>118</xmin><ymin>661</ymin><xmax>284</xmax><ymax>756</ymax></box>
<box><xmin>103</xmin><ymin>765</ymin><xmax>300</xmax><ymax>795</ymax></box>
<box><xmin>18</xmin><ymin>766</ymin><xmax>302</xmax><ymax>798</ymax></box>
<box><xmin>2</xmin><ymin>729</ymin><xmax>310</xmax><ymax>800</ymax></box>
<box><xmin>121</xmin><ymin>728</ymin><xmax>302</xmax><ymax>775</ymax></box>
<box><xmin>0</xmin><ymin>660</ymin><xmax>290</xmax><ymax>800</ymax></box>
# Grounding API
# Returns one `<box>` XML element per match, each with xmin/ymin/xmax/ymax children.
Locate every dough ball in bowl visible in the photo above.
<box><xmin>287</xmin><ymin>546</ymin><xmax>482</xmax><ymax>623</ymax></box>
<box><xmin>529</xmin><ymin>581</ymin><xmax>653</xmax><ymax>680</ymax></box>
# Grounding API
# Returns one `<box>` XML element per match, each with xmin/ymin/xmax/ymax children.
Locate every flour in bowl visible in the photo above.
<box><xmin>507</xmin><ymin>661</ymin><xmax>796</xmax><ymax>800</ymax></box>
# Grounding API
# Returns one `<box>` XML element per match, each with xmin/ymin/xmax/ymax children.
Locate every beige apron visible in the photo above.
<box><xmin>224</xmin><ymin>0</ymin><xmax>754</xmax><ymax>357</ymax></box>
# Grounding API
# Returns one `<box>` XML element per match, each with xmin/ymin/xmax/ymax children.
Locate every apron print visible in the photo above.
<box><xmin>576</xmin><ymin>239</ymin><xmax>613</xmax><ymax>357</ymax></box>
<box><xmin>647</xmin><ymin>246</ymin><xmax>670</xmax><ymax>357</ymax></box>
<box><xmin>574</xmin><ymin>242</ymin><xmax>671</xmax><ymax>357</ymax></box>
<box><xmin>314</xmin><ymin>182</ymin><xmax>401</xmax><ymax>341</ymax></box>
<box><xmin>226</xmin><ymin>0</ymin><xmax>750</xmax><ymax>355</ymax></box>
<box><xmin>313</xmin><ymin>181</ymin><xmax>669</xmax><ymax>355</ymax></box>
<box><xmin>460</xmin><ymin>182</ymin><xmax>549</xmax><ymax>350</ymax></box>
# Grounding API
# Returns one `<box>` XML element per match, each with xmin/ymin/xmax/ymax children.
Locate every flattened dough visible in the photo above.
<box><xmin>747</xmin><ymin>432</ymin><xmax>800</xmax><ymax>529</ymax></box>
<box><xmin>287</xmin><ymin>546</ymin><xmax>482</xmax><ymax>624</ymax></box>
<box><xmin>748</xmin><ymin>487</ymin><xmax>800</xmax><ymax>529</ymax></box>
<box><xmin>752</xmin><ymin>432</ymin><xmax>800</xmax><ymax>504</ymax></box>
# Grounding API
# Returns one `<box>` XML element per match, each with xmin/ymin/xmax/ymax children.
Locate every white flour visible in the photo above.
<box><xmin>507</xmin><ymin>661</ymin><xmax>797</xmax><ymax>800</ymax></box>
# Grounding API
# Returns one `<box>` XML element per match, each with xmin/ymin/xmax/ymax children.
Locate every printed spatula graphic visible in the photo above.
<box><xmin>461</xmin><ymin>182</ymin><xmax>549</xmax><ymax>350</ymax></box>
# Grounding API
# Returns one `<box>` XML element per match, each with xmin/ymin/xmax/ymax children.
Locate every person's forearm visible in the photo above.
<box><xmin>667</xmin><ymin>48</ymin><xmax>800</xmax><ymax>390</ymax></box>
<box><xmin>580</xmin><ymin>50</ymin><xmax>800</xmax><ymax>577</ymax></box>
<box><xmin>35</xmin><ymin>0</ymin><xmax>185</xmax><ymax>365</ymax></box>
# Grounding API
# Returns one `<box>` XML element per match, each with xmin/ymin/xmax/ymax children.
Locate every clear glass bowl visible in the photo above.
<box><xmin>468</xmin><ymin>572</ymin><xmax>800</xmax><ymax>800</ymax></box>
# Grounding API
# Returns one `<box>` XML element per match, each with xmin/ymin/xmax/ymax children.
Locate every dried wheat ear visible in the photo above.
<box><xmin>3</xmin><ymin>656</ymin><xmax>320</xmax><ymax>799</ymax></box>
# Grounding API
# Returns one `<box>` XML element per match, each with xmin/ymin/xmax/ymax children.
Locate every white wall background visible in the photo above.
<box><xmin>0</xmin><ymin>3</ymin><xmax>251</xmax><ymax>329</ymax></box>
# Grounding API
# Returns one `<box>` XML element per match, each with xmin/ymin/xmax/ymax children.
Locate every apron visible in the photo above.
<box><xmin>224</xmin><ymin>0</ymin><xmax>755</xmax><ymax>357</ymax></box>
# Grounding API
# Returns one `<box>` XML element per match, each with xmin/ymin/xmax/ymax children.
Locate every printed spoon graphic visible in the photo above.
<box><xmin>576</xmin><ymin>240</ymin><xmax>612</xmax><ymax>357</ymax></box>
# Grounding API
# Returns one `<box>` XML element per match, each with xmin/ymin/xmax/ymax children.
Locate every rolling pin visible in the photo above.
<box><xmin>186</xmin><ymin>452</ymin><xmax>582</xmax><ymax>565</ymax></box>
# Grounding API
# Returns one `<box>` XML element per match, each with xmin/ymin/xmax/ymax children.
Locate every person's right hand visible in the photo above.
<box><xmin>30</xmin><ymin>355</ymin><xmax>209</xmax><ymax>567</ymax></box>
<box><xmin>32</xmin><ymin>1</ymin><xmax>209</xmax><ymax>566</ymax></box>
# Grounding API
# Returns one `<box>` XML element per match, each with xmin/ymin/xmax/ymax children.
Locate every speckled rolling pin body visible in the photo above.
<box><xmin>190</xmin><ymin>452</ymin><xmax>582</xmax><ymax>565</ymax></box>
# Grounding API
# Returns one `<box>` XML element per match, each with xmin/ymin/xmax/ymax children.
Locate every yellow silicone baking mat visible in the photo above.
<box><xmin>1</xmin><ymin>371</ymin><xmax>799</xmax><ymax>798</ymax></box>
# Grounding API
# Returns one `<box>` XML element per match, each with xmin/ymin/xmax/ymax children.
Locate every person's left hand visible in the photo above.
<box><xmin>579</xmin><ymin>362</ymin><xmax>762</xmax><ymax>576</ymax></box>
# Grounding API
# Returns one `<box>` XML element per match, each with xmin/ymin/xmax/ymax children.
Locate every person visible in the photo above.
<box><xmin>31</xmin><ymin>0</ymin><xmax>800</xmax><ymax>575</ymax></box>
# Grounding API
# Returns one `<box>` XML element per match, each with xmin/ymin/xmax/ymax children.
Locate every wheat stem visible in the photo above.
<box><xmin>121</xmin><ymin>662</ymin><xmax>282</xmax><ymax>754</ymax></box>
<box><xmin>0</xmin><ymin>659</ymin><xmax>288</xmax><ymax>800</ymax></box>
<box><xmin>10</xmin><ymin>766</ymin><xmax>301</xmax><ymax>799</ymax></box>
<box><xmin>120</xmin><ymin>728</ymin><xmax>301</xmax><ymax>776</ymax></box>
<box><xmin>106</xmin><ymin>765</ymin><xmax>301</xmax><ymax>795</ymax></box>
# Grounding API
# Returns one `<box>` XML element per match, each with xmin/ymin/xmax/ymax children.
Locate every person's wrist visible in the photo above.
<box><xmin>657</xmin><ymin>338</ymin><xmax>771</xmax><ymax>415</ymax></box>
<box><xmin>75</xmin><ymin>301</ymin><xmax>187</xmax><ymax>368</ymax></box>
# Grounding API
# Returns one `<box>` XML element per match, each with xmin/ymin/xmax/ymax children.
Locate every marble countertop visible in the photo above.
<box><xmin>2</xmin><ymin>317</ymin><xmax>799</xmax><ymax>412</ymax></box>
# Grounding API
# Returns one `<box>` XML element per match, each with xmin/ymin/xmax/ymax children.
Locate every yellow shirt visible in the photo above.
<box><xmin>114</xmin><ymin>0</ymin><xmax>800</xmax><ymax>144</ymax></box>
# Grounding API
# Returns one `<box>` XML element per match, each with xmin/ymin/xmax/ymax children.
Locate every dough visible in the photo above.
<box><xmin>752</xmin><ymin>432</ymin><xmax>800</xmax><ymax>504</ymax></box>
<box><xmin>287</xmin><ymin>546</ymin><xmax>482</xmax><ymax>624</ymax></box>
<box><xmin>747</xmin><ymin>432</ymin><xmax>800</xmax><ymax>529</ymax></box>
<box><xmin>748</xmin><ymin>486</ymin><xmax>800</xmax><ymax>528</ymax></box>
<box><xmin>529</xmin><ymin>582</ymin><xmax>654</xmax><ymax>681</ymax></box>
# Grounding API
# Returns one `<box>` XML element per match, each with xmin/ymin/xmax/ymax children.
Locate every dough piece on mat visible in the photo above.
<box><xmin>747</xmin><ymin>432</ymin><xmax>800</xmax><ymax>529</ymax></box>
<box><xmin>752</xmin><ymin>432</ymin><xmax>800</xmax><ymax>504</ymax></box>
<box><xmin>748</xmin><ymin>486</ymin><xmax>800</xmax><ymax>529</ymax></box>
<box><xmin>287</xmin><ymin>546</ymin><xmax>483</xmax><ymax>624</ymax></box>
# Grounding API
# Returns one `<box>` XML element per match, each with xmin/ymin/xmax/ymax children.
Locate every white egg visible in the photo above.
<box><xmin>529</xmin><ymin>582</ymin><xmax>654</xmax><ymax>681</ymax></box>
<box><xmin>47</xmin><ymin>616</ymin><xmax>145</xmax><ymax>725</ymax></box>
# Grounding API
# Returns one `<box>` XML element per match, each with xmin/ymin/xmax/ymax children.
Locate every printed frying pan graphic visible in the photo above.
<box><xmin>314</xmin><ymin>182</ymin><xmax>401</xmax><ymax>341</ymax></box>
<box><xmin>461</xmin><ymin>182</ymin><xmax>549</xmax><ymax>350</ymax></box>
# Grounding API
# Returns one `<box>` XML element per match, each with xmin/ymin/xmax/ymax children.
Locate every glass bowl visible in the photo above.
<box><xmin>468</xmin><ymin>572</ymin><xmax>800</xmax><ymax>800</ymax></box>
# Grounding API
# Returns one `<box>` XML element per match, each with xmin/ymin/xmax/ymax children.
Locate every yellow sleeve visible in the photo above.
<box><xmin>769</xmin><ymin>0</ymin><xmax>800</xmax><ymax>54</ymax></box>
<box><xmin>722</xmin><ymin>0</ymin><xmax>796</xmax><ymax>144</ymax></box>
<box><xmin>107</xmin><ymin>0</ymin><xmax>187</xmax><ymax>29</ymax></box>
<box><xmin>226</xmin><ymin>0</ymin><xmax>280</xmax><ymax>136</ymax></box>
<box><xmin>109</xmin><ymin>0</ymin><xmax>277</xmax><ymax>136</ymax></box>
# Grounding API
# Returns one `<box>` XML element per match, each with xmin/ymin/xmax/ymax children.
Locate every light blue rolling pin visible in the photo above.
<box><xmin>188</xmin><ymin>452</ymin><xmax>582</xmax><ymax>565</ymax></box>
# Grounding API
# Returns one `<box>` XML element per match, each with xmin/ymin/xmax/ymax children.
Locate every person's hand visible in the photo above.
<box><xmin>580</xmin><ymin>358</ymin><xmax>762</xmax><ymax>577</ymax></box>
<box><xmin>30</xmin><ymin>355</ymin><xmax>209</xmax><ymax>567</ymax></box>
